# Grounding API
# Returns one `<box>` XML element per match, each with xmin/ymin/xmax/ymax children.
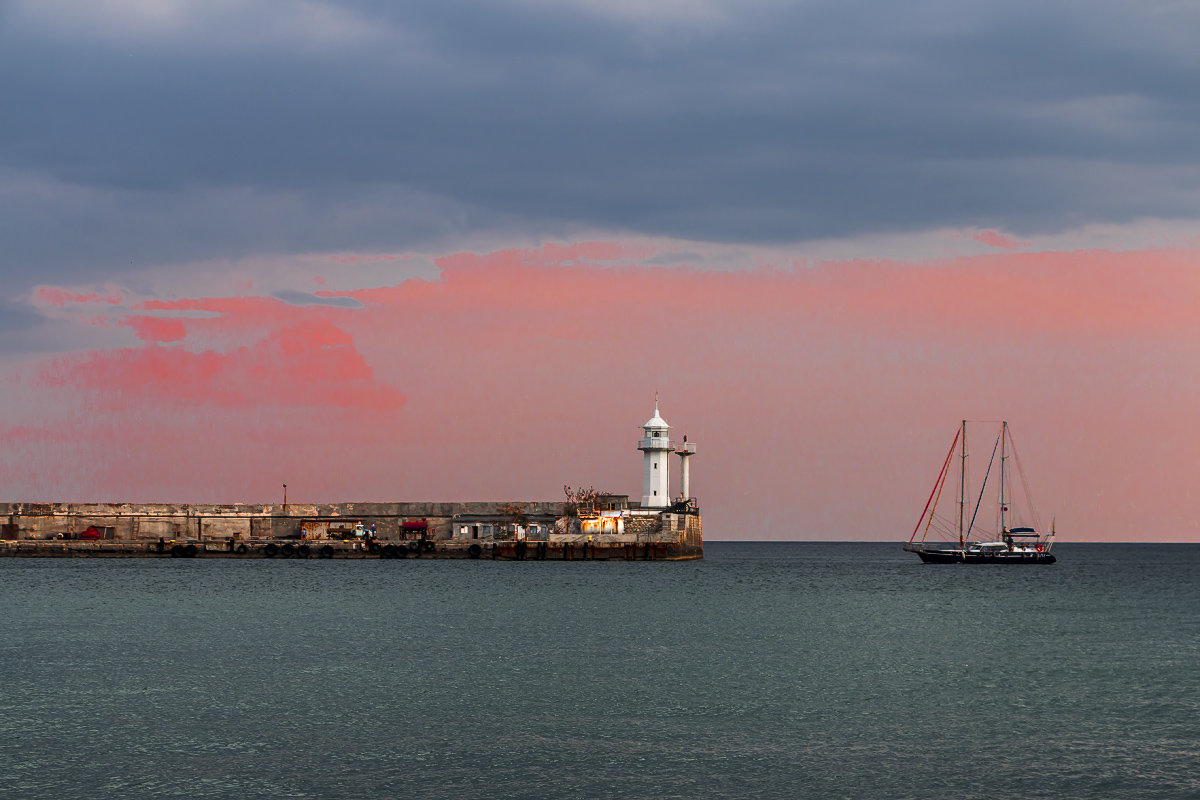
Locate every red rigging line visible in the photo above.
<box><xmin>909</xmin><ymin>428</ymin><xmax>960</xmax><ymax>544</ymax></box>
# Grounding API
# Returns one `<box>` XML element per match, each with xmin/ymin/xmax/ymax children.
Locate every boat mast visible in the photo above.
<box><xmin>1000</xmin><ymin>421</ymin><xmax>1008</xmax><ymax>536</ymax></box>
<box><xmin>959</xmin><ymin>419</ymin><xmax>966</xmax><ymax>549</ymax></box>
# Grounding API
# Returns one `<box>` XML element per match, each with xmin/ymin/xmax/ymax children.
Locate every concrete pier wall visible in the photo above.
<box><xmin>0</xmin><ymin>501</ymin><xmax>703</xmax><ymax>559</ymax></box>
<box><xmin>0</xmin><ymin>501</ymin><xmax>567</xmax><ymax>542</ymax></box>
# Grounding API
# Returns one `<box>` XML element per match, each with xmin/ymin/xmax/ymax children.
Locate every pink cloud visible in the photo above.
<box><xmin>139</xmin><ymin>295</ymin><xmax>281</xmax><ymax>314</ymax></box>
<box><xmin>0</xmin><ymin>424</ymin><xmax>78</xmax><ymax>446</ymax></box>
<box><xmin>329</xmin><ymin>253</ymin><xmax>411</xmax><ymax>263</ymax></box>
<box><xmin>135</xmin><ymin>295</ymin><xmax>320</xmax><ymax>342</ymax></box>
<box><xmin>33</xmin><ymin>286</ymin><xmax>122</xmax><ymax>307</ymax></box>
<box><xmin>432</xmin><ymin>240</ymin><xmax>657</xmax><ymax>275</ymax></box>
<box><xmin>40</xmin><ymin>319</ymin><xmax>405</xmax><ymax>412</ymax></box>
<box><xmin>329</xmin><ymin>245</ymin><xmax>1198</xmax><ymax>344</ymax></box>
<box><xmin>973</xmin><ymin>230</ymin><xmax>1031</xmax><ymax>250</ymax></box>
<box><xmin>537</xmin><ymin>240</ymin><xmax>657</xmax><ymax>263</ymax></box>
<box><xmin>120</xmin><ymin>315</ymin><xmax>187</xmax><ymax>343</ymax></box>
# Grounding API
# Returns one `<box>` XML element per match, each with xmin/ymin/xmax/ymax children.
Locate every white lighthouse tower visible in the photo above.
<box><xmin>638</xmin><ymin>399</ymin><xmax>672</xmax><ymax>507</ymax></box>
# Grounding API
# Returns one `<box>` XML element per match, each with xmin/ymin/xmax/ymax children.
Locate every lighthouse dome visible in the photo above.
<box><xmin>644</xmin><ymin>404</ymin><xmax>669</xmax><ymax>430</ymax></box>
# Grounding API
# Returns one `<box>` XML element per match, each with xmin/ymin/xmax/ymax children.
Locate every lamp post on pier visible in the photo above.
<box><xmin>676</xmin><ymin>436</ymin><xmax>696</xmax><ymax>503</ymax></box>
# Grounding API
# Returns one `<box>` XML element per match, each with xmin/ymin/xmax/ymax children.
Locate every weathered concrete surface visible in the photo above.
<box><xmin>0</xmin><ymin>520</ymin><xmax>705</xmax><ymax>561</ymax></box>
<box><xmin>0</xmin><ymin>501</ymin><xmax>568</xmax><ymax>543</ymax></box>
<box><xmin>0</xmin><ymin>501</ymin><xmax>703</xmax><ymax>560</ymax></box>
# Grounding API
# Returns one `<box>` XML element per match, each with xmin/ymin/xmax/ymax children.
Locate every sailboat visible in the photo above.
<box><xmin>904</xmin><ymin>420</ymin><xmax>1057</xmax><ymax>564</ymax></box>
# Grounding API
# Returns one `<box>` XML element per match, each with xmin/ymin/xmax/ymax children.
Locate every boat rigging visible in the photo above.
<box><xmin>904</xmin><ymin>420</ymin><xmax>1057</xmax><ymax>565</ymax></box>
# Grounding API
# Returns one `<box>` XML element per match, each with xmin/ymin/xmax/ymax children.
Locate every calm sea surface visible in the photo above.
<box><xmin>2</xmin><ymin>542</ymin><xmax>1198</xmax><ymax>799</ymax></box>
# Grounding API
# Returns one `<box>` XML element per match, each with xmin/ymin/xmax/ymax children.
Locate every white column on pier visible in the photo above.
<box><xmin>676</xmin><ymin>436</ymin><xmax>696</xmax><ymax>501</ymax></box>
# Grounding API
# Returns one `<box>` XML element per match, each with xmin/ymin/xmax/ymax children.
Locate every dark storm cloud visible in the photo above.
<box><xmin>2</xmin><ymin>0</ymin><xmax>1199</xmax><ymax>283</ymax></box>
<box><xmin>0</xmin><ymin>173</ymin><xmax>500</xmax><ymax>278</ymax></box>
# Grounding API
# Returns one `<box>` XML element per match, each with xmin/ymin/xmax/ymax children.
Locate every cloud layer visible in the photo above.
<box><xmin>4</xmin><ymin>0</ymin><xmax>1200</xmax><ymax>284</ymax></box>
<box><xmin>2</xmin><ymin>3</ymin><xmax>1198</xmax><ymax>540</ymax></box>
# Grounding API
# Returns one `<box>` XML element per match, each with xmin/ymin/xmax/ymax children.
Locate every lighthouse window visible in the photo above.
<box><xmin>654</xmin><ymin>463</ymin><xmax>657</xmax><ymax>469</ymax></box>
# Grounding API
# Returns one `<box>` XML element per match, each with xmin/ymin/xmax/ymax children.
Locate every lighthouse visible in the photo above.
<box><xmin>638</xmin><ymin>400</ymin><xmax>672</xmax><ymax>507</ymax></box>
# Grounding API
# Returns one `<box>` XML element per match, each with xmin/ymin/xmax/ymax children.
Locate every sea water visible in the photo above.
<box><xmin>1</xmin><ymin>542</ymin><xmax>1197</xmax><ymax>799</ymax></box>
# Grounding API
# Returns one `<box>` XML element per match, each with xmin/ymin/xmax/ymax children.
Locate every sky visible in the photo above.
<box><xmin>2</xmin><ymin>0</ymin><xmax>1198</xmax><ymax>541</ymax></box>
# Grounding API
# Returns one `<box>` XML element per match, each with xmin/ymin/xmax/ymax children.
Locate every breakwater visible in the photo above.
<box><xmin>0</xmin><ymin>500</ymin><xmax>703</xmax><ymax>560</ymax></box>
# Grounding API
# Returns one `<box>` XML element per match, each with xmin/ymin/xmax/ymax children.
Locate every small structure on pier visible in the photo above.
<box><xmin>676</xmin><ymin>436</ymin><xmax>696</xmax><ymax>503</ymax></box>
